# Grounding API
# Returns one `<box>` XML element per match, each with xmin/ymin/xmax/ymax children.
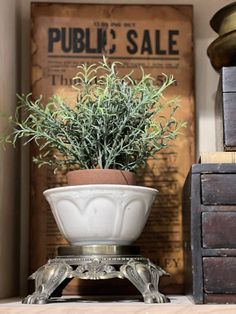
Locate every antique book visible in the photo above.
<box><xmin>31</xmin><ymin>3</ymin><xmax>195</xmax><ymax>294</ymax></box>
<box><xmin>200</xmin><ymin>152</ymin><xmax>236</xmax><ymax>163</ymax></box>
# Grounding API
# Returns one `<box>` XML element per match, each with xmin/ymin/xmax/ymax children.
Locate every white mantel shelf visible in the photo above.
<box><xmin>1</xmin><ymin>296</ymin><xmax>236</xmax><ymax>314</ymax></box>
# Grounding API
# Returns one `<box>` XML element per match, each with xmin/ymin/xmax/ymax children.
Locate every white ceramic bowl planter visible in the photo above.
<box><xmin>44</xmin><ymin>185</ymin><xmax>158</xmax><ymax>246</ymax></box>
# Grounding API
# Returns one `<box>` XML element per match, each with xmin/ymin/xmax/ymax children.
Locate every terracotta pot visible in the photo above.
<box><xmin>66</xmin><ymin>169</ymin><xmax>137</xmax><ymax>186</ymax></box>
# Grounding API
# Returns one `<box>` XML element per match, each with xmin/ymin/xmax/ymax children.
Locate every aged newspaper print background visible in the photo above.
<box><xmin>31</xmin><ymin>3</ymin><xmax>194</xmax><ymax>293</ymax></box>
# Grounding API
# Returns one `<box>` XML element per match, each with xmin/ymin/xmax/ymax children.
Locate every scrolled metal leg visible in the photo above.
<box><xmin>120</xmin><ymin>259</ymin><xmax>169</xmax><ymax>304</ymax></box>
<box><xmin>22</xmin><ymin>260</ymin><xmax>73</xmax><ymax>304</ymax></box>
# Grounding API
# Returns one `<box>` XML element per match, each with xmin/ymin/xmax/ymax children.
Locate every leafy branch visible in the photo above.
<box><xmin>6</xmin><ymin>57</ymin><xmax>186</xmax><ymax>173</ymax></box>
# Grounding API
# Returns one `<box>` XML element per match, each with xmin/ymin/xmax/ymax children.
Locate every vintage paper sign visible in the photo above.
<box><xmin>31</xmin><ymin>3</ymin><xmax>194</xmax><ymax>293</ymax></box>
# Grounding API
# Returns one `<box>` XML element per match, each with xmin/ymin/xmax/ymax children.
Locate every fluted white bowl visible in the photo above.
<box><xmin>43</xmin><ymin>185</ymin><xmax>158</xmax><ymax>246</ymax></box>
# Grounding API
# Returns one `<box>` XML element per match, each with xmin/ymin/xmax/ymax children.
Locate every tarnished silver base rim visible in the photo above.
<box><xmin>58</xmin><ymin>245</ymin><xmax>140</xmax><ymax>256</ymax></box>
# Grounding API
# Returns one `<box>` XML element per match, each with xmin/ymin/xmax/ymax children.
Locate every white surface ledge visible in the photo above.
<box><xmin>1</xmin><ymin>296</ymin><xmax>236</xmax><ymax>314</ymax></box>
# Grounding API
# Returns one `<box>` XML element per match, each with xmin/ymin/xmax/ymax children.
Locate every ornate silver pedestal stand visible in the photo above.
<box><xmin>23</xmin><ymin>245</ymin><xmax>169</xmax><ymax>304</ymax></box>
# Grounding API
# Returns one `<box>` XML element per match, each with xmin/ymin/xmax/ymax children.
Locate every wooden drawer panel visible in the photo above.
<box><xmin>222</xmin><ymin>93</ymin><xmax>236</xmax><ymax>147</ymax></box>
<box><xmin>204</xmin><ymin>294</ymin><xmax>236</xmax><ymax>304</ymax></box>
<box><xmin>216</xmin><ymin>67</ymin><xmax>236</xmax><ymax>150</ymax></box>
<box><xmin>221</xmin><ymin>67</ymin><xmax>236</xmax><ymax>92</ymax></box>
<box><xmin>202</xmin><ymin>212</ymin><xmax>236</xmax><ymax>248</ymax></box>
<box><xmin>201</xmin><ymin>174</ymin><xmax>236</xmax><ymax>205</ymax></box>
<box><xmin>203</xmin><ymin>257</ymin><xmax>236</xmax><ymax>293</ymax></box>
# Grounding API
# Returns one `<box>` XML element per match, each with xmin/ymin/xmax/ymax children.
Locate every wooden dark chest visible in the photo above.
<box><xmin>183</xmin><ymin>164</ymin><xmax>236</xmax><ymax>304</ymax></box>
<box><xmin>216</xmin><ymin>66</ymin><xmax>236</xmax><ymax>151</ymax></box>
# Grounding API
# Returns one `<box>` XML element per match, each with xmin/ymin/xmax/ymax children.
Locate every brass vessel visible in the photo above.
<box><xmin>210</xmin><ymin>2</ymin><xmax>236</xmax><ymax>36</ymax></box>
<box><xmin>207</xmin><ymin>2</ymin><xmax>236</xmax><ymax>70</ymax></box>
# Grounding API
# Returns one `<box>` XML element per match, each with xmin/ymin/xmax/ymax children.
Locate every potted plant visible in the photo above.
<box><xmin>4</xmin><ymin>57</ymin><xmax>185</xmax><ymax>245</ymax></box>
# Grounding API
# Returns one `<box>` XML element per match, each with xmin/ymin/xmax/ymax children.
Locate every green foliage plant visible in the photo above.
<box><xmin>8</xmin><ymin>57</ymin><xmax>186</xmax><ymax>173</ymax></box>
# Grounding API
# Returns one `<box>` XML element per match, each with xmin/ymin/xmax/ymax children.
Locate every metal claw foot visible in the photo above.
<box><xmin>22</xmin><ymin>292</ymin><xmax>49</xmax><ymax>304</ymax></box>
<box><xmin>23</xmin><ymin>260</ymin><xmax>73</xmax><ymax>304</ymax></box>
<box><xmin>120</xmin><ymin>259</ymin><xmax>169</xmax><ymax>303</ymax></box>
